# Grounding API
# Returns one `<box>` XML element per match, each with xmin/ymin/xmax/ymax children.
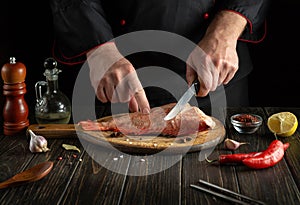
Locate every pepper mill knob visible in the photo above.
<box><xmin>1</xmin><ymin>57</ymin><xmax>26</xmax><ymax>84</ymax></box>
<box><xmin>1</xmin><ymin>57</ymin><xmax>29</xmax><ymax>136</ymax></box>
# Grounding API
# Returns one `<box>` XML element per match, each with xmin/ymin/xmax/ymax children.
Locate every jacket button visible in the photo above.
<box><xmin>120</xmin><ymin>19</ymin><xmax>126</xmax><ymax>26</ymax></box>
<box><xmin>203</xmin><ymin>13</ymin><xmax>209</xmax><ymax>19</ymax></box>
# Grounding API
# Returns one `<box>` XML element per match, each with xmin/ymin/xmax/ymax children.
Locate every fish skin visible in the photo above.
<box><xmin>78</xmin><ymin>103</ymin><xmax>215</xmax><ymax>136</ymax></box>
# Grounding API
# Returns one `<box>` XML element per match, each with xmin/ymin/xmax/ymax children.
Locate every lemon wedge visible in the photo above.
<box><xmin>267</xmin><ymin>112</ymin><xmax>298</xmax><ymax>137</ymax></box>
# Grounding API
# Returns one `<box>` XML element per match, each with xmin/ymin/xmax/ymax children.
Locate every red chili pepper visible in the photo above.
<box><xmin>219</xmin><ymin>152</ymin><xmax>262</xmax><ymax>164</ymax></box>
<box><xmin>242</xmin><ymin>140</ymin><xmax>286</xmax><ymax>169</ymax></box>
<box><xmin>217</xmin><ymin>142</ymin><xmax>289</xmax><ymax>164</ymax></box>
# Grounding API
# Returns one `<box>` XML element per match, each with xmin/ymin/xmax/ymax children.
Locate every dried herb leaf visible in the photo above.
<box><xmin>62</xmin><ymin>144</ymin><xmax>81</xmax><ymax>152</ymax></box>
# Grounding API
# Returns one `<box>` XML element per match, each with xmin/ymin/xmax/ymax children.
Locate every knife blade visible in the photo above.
<box><xmin>164</xmin><ymin>79</ymin><xmax>200</xmax><ymax>121</ymax></box>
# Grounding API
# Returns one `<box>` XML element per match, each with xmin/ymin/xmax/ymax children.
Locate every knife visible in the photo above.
<box><xmin>164</xmin><ymin>79</ymin><xmax>200</xmax><ymax>121</ymax></box>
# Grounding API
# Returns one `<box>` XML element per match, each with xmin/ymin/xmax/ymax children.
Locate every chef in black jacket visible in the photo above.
<box><xmin>50</xmin><ymin>0</ymin><xmax>270</xmax><ymax>115</ymax></box>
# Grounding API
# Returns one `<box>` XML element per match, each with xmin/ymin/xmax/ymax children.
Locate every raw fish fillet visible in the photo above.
<box><xmin>78</xmin><ymin>103</ymin><xmax>215</xmax><ymax>136</ymax></box>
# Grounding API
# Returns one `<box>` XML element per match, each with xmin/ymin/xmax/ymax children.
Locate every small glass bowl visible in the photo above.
<box><xmin>230</xmin><ymin>113</ymin><xmax>263</xmax><ymax>134</ymax></box>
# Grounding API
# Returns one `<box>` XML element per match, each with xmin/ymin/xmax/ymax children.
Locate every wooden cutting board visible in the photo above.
<box><xmin>28</xmin><ymin>116</ymin><xmax>226</xmax><ymax>154</ymax></box>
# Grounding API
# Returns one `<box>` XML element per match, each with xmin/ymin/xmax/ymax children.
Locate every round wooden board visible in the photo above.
<box><xmin>76</xmin><ymin>116</ymin><xmax>226</xmax><ymax>155</ymax></box>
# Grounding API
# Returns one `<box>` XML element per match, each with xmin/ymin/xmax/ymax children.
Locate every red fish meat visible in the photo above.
<box><xmin>78</xmin><ymin>103</ymin><xmax>215</xmax><ymax>136</ymax></box>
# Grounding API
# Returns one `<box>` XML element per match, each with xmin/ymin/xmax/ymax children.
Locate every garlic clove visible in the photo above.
<box><xmin>28</xmin><ymin>130</ymin><xmax>50</xmax><ymax>153</ymax></box>
<box><xmin>224</xmin><ymin>138</ymin><xmax>249</xmax><ymax>150</ymax></box>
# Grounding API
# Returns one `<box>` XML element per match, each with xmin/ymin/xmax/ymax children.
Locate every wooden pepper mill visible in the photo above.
<box><xmin>1</xmin><ymin>57</ymin><xmax>29</xmax><ymax>136</ymax></box>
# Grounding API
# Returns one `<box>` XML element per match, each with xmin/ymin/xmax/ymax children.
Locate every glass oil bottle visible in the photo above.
<box><xmin>35</xmin><ymin>58</ymin><xmax>71</xmax><ymax>124</ymax></box>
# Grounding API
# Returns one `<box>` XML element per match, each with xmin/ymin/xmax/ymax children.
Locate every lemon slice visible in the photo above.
<box><xmin>267</xmin><ymin>112</ymin><xmax>298</xmax><ymax>137</ymax></box>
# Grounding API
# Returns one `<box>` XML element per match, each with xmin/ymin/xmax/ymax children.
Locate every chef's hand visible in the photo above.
<box><xmin>186</xmin><ymin>11</ymin><xmax>247</xmax><ymax>97</ymax></box>
<box><xmin>87</xmin><ymin>42</ymin><xmax>150</xmax><ymax>114</ymax></box>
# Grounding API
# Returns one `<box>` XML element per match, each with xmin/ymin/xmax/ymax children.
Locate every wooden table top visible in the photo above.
<box><xmin>0</xmin><ymin>107</ymin><xmax>300</xmax><ymax>205</ymax></box>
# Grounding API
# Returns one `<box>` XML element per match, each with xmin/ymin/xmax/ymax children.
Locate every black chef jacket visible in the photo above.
<box><xmin>49</xmin><ymin>0</ymin><xmax>270</xmax><ymax>112</ymax></box>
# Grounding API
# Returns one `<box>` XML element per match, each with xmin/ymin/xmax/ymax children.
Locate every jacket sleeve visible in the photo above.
<box><xmin>215</xmin><ymin>0</ymin><xmax>271</xmax><ymax>43</ymax></box>
<box><xmin>50</xmin><ymin>0</ymin><xmax>114</xmax><ymax>64</ymax></box>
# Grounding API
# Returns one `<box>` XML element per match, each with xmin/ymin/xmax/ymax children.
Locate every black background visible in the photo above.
<box><xmin>1</xmin><ymin>0</ymin><xmax>300</xmax><ymax>112</ymax></box>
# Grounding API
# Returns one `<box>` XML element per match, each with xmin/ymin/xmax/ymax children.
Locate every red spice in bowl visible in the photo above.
<box><xmin>232</xmin><ymin>114</ymin><xmax>260</xmax><ymax>123</ymax></box>
<box><xmin>230</xmin><ymin>114</ymin><xmax>262</xmax><ymax>134</ymax></box>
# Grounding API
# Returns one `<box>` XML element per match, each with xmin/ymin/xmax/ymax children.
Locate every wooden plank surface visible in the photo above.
<box><xmin>227</xmin><ymin>107</ymin><xmax>300</xmax><ymax>204</ymax></box>
<box><xmin>122</xmin><ymin>154</ymin><xmax>182</xmax><ymax>205</ymax></box>
<box><xmin>58</xmin><ymin>143</ymin><xmax>130</xmax><ymax>205</ymax></box>
<box><xmin>264</xmin><ymin>107</ymin><xmax>300</xmax><ymax>191</ymax></box>
<box><xmin>0</xmin><ymin>135</ymin><xmax>34</xmax><ymax>203</ymax></box>
<box><xmin>0</xmin><ymin>137</ymin><xmax>84</xmax><ymax>205</ymax></box>
<box><xmin>182</xmin><ymin>151</ymin><xmax>238</xmax><ymax>205</ymax></box>
<box><xmin>0</xmin><ymin>107</ymin><xmax>300</xmax><ymax>205</ymax></box>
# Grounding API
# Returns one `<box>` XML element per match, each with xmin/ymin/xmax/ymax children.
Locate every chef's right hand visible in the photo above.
<box><xmin>186</xmin><ymin>11</ymin><xmax>246</xmax><ymax>97</ymax></box>
<box><xmin>87</xmin><ymin>42</ymin><xmax>150</xmax><ymax>114</ymax></box>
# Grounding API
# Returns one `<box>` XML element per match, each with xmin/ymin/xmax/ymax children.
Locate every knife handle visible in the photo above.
<box><xmin>192</xmin><ymin>78</ymin><xmax>200</xmax><ymax>95</ymax></box>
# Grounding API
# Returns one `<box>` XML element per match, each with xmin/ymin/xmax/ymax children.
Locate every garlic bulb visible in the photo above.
<box><xmin>28</xmin><ymin>130</ymin><xmax>50</xmax><ymax>153</ymax></box>
<box><xmin>224</xmin><ymin>138</ymin><xmax>249</xmax><ymax>150</ymax></box>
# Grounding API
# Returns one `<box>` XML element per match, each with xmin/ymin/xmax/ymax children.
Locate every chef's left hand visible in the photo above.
<box><xmin>87</xmin><ymin>42</ymin><xmax>150</xmax><ymax>113</ymax></box>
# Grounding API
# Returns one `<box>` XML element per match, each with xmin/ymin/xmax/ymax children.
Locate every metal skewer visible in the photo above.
<box><xmin>190</xmin><ymin>184</ymin><xmax>250</xmax><ymax>205</ymax></box>
<box><xmin>190</xmin><ymin>179</ymin><xmax>267</xmax><ymax>205</ymax></box>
